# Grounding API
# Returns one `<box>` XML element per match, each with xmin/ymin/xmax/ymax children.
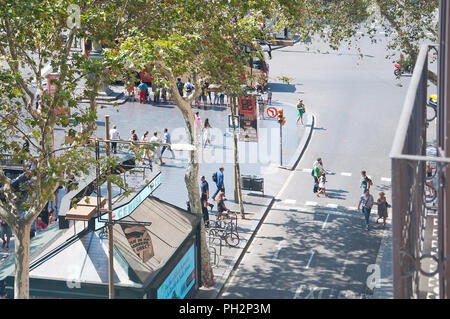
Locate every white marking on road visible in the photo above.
<box><xmin>284</xmin><ymin>199</ymin><xmax>296</xmax><ymax>205</ymax></box>
<box><xmin>381</xmin><ymin>177</ymin><xmax>391</xmax><ymax>182</ymax></box>
<box><xmin>379</xmin><ymin>31</ymin><xmax>386</xmax><ymax>35</ymax></box>
<box><xmin>272</xmin><ymin>240</ymin><xmax>288</xmax><ymax>261</ymax></box>
<box><xmin>305</xmin><ymin>201</ymin><xmax>318</xmax><ymax>206</ymax></box>
<box><xmin>326</xmin><ymin>203</ymin><xmax>338</xmax><ymax>209</ymax></box>
<box><xmin>348</xmin><ymin>207</ymin><xmax>358</xmax><ymax>211</ymax></box>
<box><xmin>341</xmin><ymin>260</ymin><xmax>348</xmax><ymax>275</ymax></box>
<box><xmin>302</xmin><ymin>168</ymin><xmax>312</xmax><ymax>173</ymax></box>
<box><xmin>305</xmin><ymin>251</ymin><xmax>315</xmax><ymax>269</ymax></box>
<box><xmin>340</xmin><ymin>172</ymin><xmax>352</xmax><ymax>177</ymax></box>
<box><xmin>293</xmin><ymin>284</ymin><xmax>307</xmax><ymax>299</ymax></box>
<box><xmin>322</xmin><ymin>214</ymin><xmax>330</xmax><ymax>229</ymax></box>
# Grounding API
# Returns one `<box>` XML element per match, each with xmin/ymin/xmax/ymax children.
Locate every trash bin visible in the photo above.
<box><xmin>241</xmin><ymin>175</ymin><xmax>253</xmax><ymax>189</ymax></box>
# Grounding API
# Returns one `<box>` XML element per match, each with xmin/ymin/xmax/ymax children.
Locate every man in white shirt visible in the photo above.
<box><xmin>150</xmin><ymin>132</ymin><xmax>165</xmax><ymax>165</ymax></box>
<box><xmin>358</xmin><ymin>189</ymin><xmax>375</xmax><ymax>230</ymax></box>
<box><xmin>110</xmin><ymin>125</ymin><xmax>121</xmax><ymax>154</ymax></box>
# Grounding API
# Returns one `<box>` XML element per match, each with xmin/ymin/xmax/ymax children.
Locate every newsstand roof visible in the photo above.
<box><xmin>28</xmin><ymin>196</ymin><xmax>200</xmax><ymax>289</ymax></box>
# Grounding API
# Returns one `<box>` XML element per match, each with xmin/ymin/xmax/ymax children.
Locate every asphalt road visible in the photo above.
<box><xmin>220</xmin><ymin>30</ymin><xmax>412</xmax><ymax>299</ymax></box>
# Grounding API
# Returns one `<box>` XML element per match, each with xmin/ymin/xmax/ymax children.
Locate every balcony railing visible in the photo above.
<box><xmin>390</xmin><ymin>44</ymin><xmax>450</xmax><ymax>298</ymax></box>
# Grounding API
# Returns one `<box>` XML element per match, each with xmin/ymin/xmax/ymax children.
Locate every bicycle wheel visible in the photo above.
<box><xmin>225</xmin><ymin>231</ymin><xmax>240</xmax><ymax>247</ymax></box>
<box><xmin>208</xmin><ymin>228</ymin><xmax>221</xmax><ymax>246</ymax></box>
<box><xmin>426</xmin><ymin>104</ymin><xmax>437</xmax><ymax>122</ymax></box>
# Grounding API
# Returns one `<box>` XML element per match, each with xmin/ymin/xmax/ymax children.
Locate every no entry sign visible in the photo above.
<box><xmin>266</xmin><ymin>107</ymin><xmax>278</xmax><ymax>118</ymax></box>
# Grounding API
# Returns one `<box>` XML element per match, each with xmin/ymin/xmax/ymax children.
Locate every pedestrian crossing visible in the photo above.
<box><xmin>298</xmin><ymin>168</ymin><xmax>392</xmax><ymax>184</ymax></box>
<box><xmin>276</xmin><ymin>199</ymin><xmax>381</xmax><ymax>211</ymax></box>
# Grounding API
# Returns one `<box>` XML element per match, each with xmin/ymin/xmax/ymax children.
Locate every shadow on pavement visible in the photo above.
<box><xmin>267</xmin><ymin>83</ymin><xmax>296</xmax><ymax>93</ymax></box>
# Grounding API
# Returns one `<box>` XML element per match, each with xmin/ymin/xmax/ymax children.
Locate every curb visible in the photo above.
<box><xmin>215</xmin><ymin>112</ymin><xmax>316</xmax><ymax>298</ymax></box>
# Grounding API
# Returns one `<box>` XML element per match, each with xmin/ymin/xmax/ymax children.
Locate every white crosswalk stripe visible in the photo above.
<box><xmin>381</xmin><ymin>177</ymin><xmax>391</xmax><ymax>182</ymax></box>
<box><xmin>340</xmin><ymin>172</ymin><xmax>352</xmax><ymax>177</ymax></box>
<box><xmin>284</xmin><ymin>199</ymin><xmax>296</xmax><ymax>205</ymax></box>
<box><xmin>305</xmin><ymin>201</ymin><xmax>318</xmax><ymax>206</ymax></box>
<box><xmin>327</xmin><ymin>204</ymin><xmax>338</xmax><ymax>209</ymax></box>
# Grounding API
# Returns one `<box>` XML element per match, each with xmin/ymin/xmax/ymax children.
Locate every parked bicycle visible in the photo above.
<box><xmin>208</xmin><ymin>210</ymin><xmax>240</xmax><ymax>247</ymax></box>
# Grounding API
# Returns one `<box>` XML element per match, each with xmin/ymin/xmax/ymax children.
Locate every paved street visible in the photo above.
<box><xmin>219</xmin><ymin>30</ymin><xmax>411</xmax><ymax>299</ymax></box>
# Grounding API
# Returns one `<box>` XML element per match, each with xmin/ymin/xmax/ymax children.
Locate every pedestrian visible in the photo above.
<box><xmin>214</xmin><ymin>92</ymin><xmax>220</xmax><ymax>105</ymax></box>
<box><xmin>376</xmin><ymin>192</ymin><xmax>390</xmax><ymax>227</ymax></box>
<box><xmin>150</xmin><ymin>131</ymin><xmax>165</xmax><ymax>165</ymax></box>
<box><xmin>360</xmin><ymin>170</ymin><xmax>373</xmax><ymax>194</ymax></box>
<box><xmin>130</xmin><ymin>129</ymin><xmax>138</xmax><ymax>142</ymax></box>
<box><xmin>296</xmin><ymin>99</ymin><xmax>305</xmax><ymax>126</ymax></box>
<box><xmin>212</xmin><ymin>167</ymin><xmax>225</xmax><ymax>201</ymax></box>
<box><xmin>202</xmin><ymin>81</ymin><xmax>208</xmax><ymax>107</ymax></box>
<box><xmin>138</xmin><ymin>81</ymin><xmax>147</xmax><ymax>104</ymax></box>
<box><xmin>141</xmin><ymin>131</ymin><xmax>152</xmax><ymax>165</ymax></box>
<box><xmin>358</xmin><ymin>189</ymin><xmax>375</xmax><ymax>230</ymax></box>
<box><xmin>36</xmin><ymin>216</ymin><xmax>48</xmax><ymax>231</ymax></box>
<box><xmin>219</xmin><ymin>92</ymin><xmax>225</xmax><ymax>105</ymax></box>
<box><xmin>312</xmin><ymin>158</ymin><xmax>325</xmax><ymax>183</ymax></box>
<box><xmin>267</xmin><ymin>87</ymin><xmax>272</xmax><ymax>105</ymax></box>
<box><xmin>110</xmin><ymin>125</ymin><xmax>120</xmax><ymax>154</ymax></box>
<box><xmin>216</xmin><ymin>191</ymin><xmax>230</xmax><ymax>220</ymax></box>
<box><xmin>194</xmin><ymin>112</ymin><xmax>202</xmax><ymax>144</ymax></box>
<box><xmin>126</xmin><ymin>82</ymin><xmax>136</xmax><ymax>102</ymax></box>
<box><xmin>200</xmin><ymin>176</ymin><xmax>210</xmax><ymax>225</ymax></box>
<box><xmin>0</xmin><ymin>218</ymin><xmax>12</xmax><ymax>250</ymax></box>
<box><xmin>161</xmin><ymin>128</ymin><xmax>175</xmax><ymax>159</ymax></box>
<box><xmin>205</xmin><ymin>81</ymin><xmax>212</xmax><ymax>105</ymax></box>
<box><xmin>426</xmin><ymin>162</ymin><xmax>435</xmax><ymax>196</ymax></box>
<box><xmin>153</xmin><ymin>85</ymin><xmax>160</xmax><ymax>103</ymax></box>
<box><xmin>203</xmin><ymin>118</ymin><xmax>212</xmax><ymax>148</ymax></box>
<box><xmin>185</xmin><ymin>79</ymin><xmax>194</xmax><ymax>95</ymax></box>
<box><xmin>176</xmin><ymin>78</ymin><xmax>184</xmax><ymax>97</ymax></box>
<box><xmin>317</xmin><ymin>173</ymin><xmax>328</xmax><ymax>197</ymax></box>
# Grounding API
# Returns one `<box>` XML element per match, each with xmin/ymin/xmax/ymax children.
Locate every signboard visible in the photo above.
<box><xmin>121</xmin><ymin>224</ymin><xmax>154</xmax><ymax>263</ymax></box>
<box><xmin>266</xmin><ymin>107</ymin><xmax>278</xmax><ymax>118</ymax></box>
<box><xmin>228</xmin><ymin>114</ymin><xmax>240</xmax><ymax>129</ymax></box>
<box><xmin>139</xmin><ymin>67</ymin><xmax>153</xmax><ymax>83</ymax></box>
<box><xmin>157</xmin><ymin>244</ymin><xmax>196</xmax><ymax>299</ymax></box>
<box><xmin>95</xmin><ymin>172</ymin><xmax>162</xmax><ymax>229</ymax></box>
<box><xmin>238</xmin><ymin>97</ymin><xmax>256</xmax><ymax>116</ymax></box>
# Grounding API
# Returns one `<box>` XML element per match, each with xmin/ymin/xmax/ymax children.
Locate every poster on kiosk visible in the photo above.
<box><xmin>47</xmin><ymin>73</ymin><xmax>70</xmax><ymax>116</ymax></box>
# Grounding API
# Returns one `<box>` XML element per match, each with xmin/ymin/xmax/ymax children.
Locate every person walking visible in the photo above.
<box><xmin>212</xmin><ymin>167</ymin><xmax>225</xmax><ymax>201</ymax></box>
<box><xmin>150</xmin><ymin>131</ymin><xmax>165</xmax><ymax>165</ymax></box>
<box><xmin>360</xmin><ymin>170</ymin><xmax>373</xmax><ymax>194</ymax></box>
<box><xmin>194</xmin><ymin>112</ymin><xmax>202</xmax><ymax>144</ymax></box>
<box><xmin>0</xmin><ymin>218</ymin><xmax>12</xmax><ymax>250</ymax></box>
<box><xmin>161</xmin><ymin>128</ymin><xmax>175</xmax><ymax>159</ymax></box>
<box><xmin>267</xmin><ymin>87</ymin><xmax>272</xmax><ymax>105</ymax></box>
<box><xmin>110</xmin><ymin>125</ymin><xmax>120</xmax><ymax>154</ymax></box>
<box><xmin>200</xmin><ymin>176</ymin><xmax>210</xmax><ymax>225</ymax></box>
<box><xmin>317</xmin><ymin>173</ymin><xmax>328</xmax><ymax>198</ymax></box>
<box><xmin>358</xmin><ymin>189</ymin><xmax>375</xmax><ymax>230</ymax></box>
<box><xmin>138</xmin><ymin>81</ymin><xmax>147</xmax><ymax>104</ymax></box>
<box><xmin>203</xmin><ymin>118</ymin><xmax>212</xmax><ymax>148</ymax></box>
<box><xmin>214</xmin><ymin>92</ymin><xmax>220</xmax><ymax>105</ymax></box>
<box><xmin>141</xmin><ymin>131</ymin><xmax>152</xmax><ymax>165</ymax></box>
<box><xmin>376</xmin><ymin>192</ymin><xmax>390</xmax><ymax>227</ymax></box>
<box><xmin>176</xmin><ymin>78</ymin><xmax>184</xmax><ymax>97</ymax></box>
<box><xmin>296</xmin><ymin>99</ymin><xmax>306</xmax><ymax>126</ymax></box>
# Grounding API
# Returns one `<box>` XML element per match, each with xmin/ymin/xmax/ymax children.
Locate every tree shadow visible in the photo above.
<box><xmin>324</xmin><ymin>189</ymin><xmax>348</xmax><ymax>200</ymax></box>
<box><xmin>267</xmin><ymin>83</ymin><xmax>296</xmax><ymax>93</ymax></box>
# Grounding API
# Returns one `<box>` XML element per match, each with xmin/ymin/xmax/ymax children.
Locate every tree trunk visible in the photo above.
<box><xmin>165</xmin><ymin>77</ymin><xmax>215</xmax><ymax>287</ymax></box>
<box><xmin>14</xmin><ymin>223</ymin><xmax>31</xmax><ymax>299</ymax></box>
<box><xmin>231</xmin><ymin>96</ymin><xmax>245</xmax><ymax>218</ymax></box>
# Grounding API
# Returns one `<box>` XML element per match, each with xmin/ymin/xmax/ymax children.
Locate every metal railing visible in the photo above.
<box><xmin>390</xmin><ymin>44</ymin><xmax>450</xmax><ymax>298</ymax></box>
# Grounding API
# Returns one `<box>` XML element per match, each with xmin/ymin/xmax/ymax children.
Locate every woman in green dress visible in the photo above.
<box><xmin>296</xmin><ymin>99</ymin><xmax>305</xmax><ymax>126</ymax></box>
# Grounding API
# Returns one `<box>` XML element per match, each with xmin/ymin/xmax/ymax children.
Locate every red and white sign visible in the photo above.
<box><xmin>266</xmin><ymin>106</ymin><xmax>278</xmax><ymax>118</ymax></box>
<box><xmin>239</xmin><ymin>97</ymin><xmax>256</xmax><ymax>116</ymax></box>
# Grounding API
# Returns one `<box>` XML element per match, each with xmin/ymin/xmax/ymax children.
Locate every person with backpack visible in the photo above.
<box><xmin>212</xmin><ymin>167</ymin><xmax>225</xmax><ymax>201</ymax></box>
<box><xmin>360</xmin><ymin>170</ymin><xmax>373</xmax><ymax>194</ymax></box>
<box><xmin>184</xmin><ymin>79</ymin><xmax>194</xmax><ymax>95</ymax></box>
<box><xmin>200</xmin><ymin>176</ymin><xmax>210</xmax><ymax>225</ymax></box>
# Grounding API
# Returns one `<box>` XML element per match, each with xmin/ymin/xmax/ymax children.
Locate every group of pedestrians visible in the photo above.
<box><xmin>357</xmin><ymin>170</ymin><xmax>390</xmax><ymax>230</ymax></box>
<box><xmin>109</xmin><ymin>124</ymin><xmax>175</xmax><ymax>167</ymax></box>
<box><xmin>199</xmin><ymin>167</ymin><xmax>227</xmax><ymax>224</ymax></box>
<box><xmin>310</xmin><ymin>158</ymin><xmax>391</xmax><ymax>230</ymax></box>
<box><xmin>194</xmin><ymin>112</ymin><xmax>213</xmax><ymax>148</ymax></box>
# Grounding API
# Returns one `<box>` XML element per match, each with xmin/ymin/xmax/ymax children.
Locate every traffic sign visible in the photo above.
<box><xmin>266</xmin><ymin>107</ymin><xmax>278</xmax><ymax>118</ymax></box>
<box><xmin>228</xmin><ymin>114</ymin><xmax>240</xmax><ymax>129</ymax></box>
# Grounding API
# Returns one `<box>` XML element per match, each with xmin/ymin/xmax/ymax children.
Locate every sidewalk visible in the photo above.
<box><xmin>193</xmin><ymin>113</ymin><xmax>315</xmax><ymax>299</ymax></box>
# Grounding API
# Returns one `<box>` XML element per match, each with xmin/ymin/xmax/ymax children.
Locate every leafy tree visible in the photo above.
<box><xmin>0</xmin><ymin>0</ymin><xmax>129</xmax><ymax>298</ymax></box>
